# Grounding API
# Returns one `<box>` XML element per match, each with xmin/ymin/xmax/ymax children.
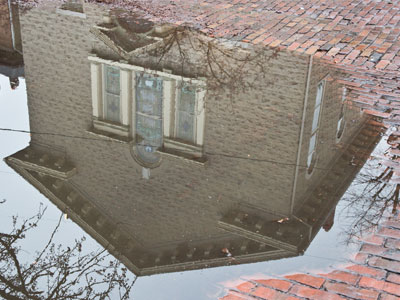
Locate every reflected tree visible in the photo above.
<box><xmin>0</xmin><ymin>202</ymin><xmax>135</xmax><ymax>300</ymax></box>
<box><xmin>342</xmin><ymin>129</ymin><xmax>399</xmax><ymax>242</ymax></box>
<box><xmin>145</xmin><ymin>26</ymin><xmax>280</xmax><ymax>96</ymax></box>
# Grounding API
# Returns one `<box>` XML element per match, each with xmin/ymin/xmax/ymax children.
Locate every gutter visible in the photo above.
<box><xmin>290</xmin><ymin>55</ymin><xmax>313</xmax><ymax>214</ymax></box>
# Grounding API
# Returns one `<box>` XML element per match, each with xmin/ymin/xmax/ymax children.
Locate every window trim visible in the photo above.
<box><xmin>56</xmin><ymin>0</ymin><xmax>86</xmax><ymax>18</ymax></box>
<box><xmin>90</xmin><ymin>61</ymin><xmax>131</xmax><ymax>138</ymax></box>
<box><xmin>89</xmin><ymin>55</ymin><xmax>206</xmax><ymax>165</ymax></box>
<box><xmin>335</xmin><ymin>87</ymin><xmax>347</xmax><ymax>143</ymax></box>
<box><xmin>306</xmin><ymin>79</ymin><xmax>326</xmax><ymax>177</ymax></box>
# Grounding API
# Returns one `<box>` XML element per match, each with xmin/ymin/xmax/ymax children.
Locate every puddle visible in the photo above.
<box><xmin>1</xmin><ymin>1</ymin><xmax>399</xmax><ymax>299</ymax></box>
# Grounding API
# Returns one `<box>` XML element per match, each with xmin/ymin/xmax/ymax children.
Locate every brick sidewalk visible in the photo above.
<box><xmin>91</xmin><ymin>0</ymin><xmax>400</xmax><ymax>72</ymax></box>
<box><xmin>220</xmin><ymin>215</ymin><xmax>400</xmax><ymax>300</ymax></box>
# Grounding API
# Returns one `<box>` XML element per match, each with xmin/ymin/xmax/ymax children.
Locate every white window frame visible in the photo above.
<box><xmin>56</xmin><ymin>0</ymin><xmax>86</xmax><ymax>18</ymax></box>
<box><xmin>336</xmin><ymin>87</ymin><xmax>347</xmax><ymax>143</ymax></box>
<box><xmin>162</xmin><ymin>81</ymin><xmax>206</xmax><ymax>155</ymax></box>
<box><xmin>306</xmin><ymin>79</ymin><xmax>325</xmax><ymax>175</ymax></box>
<box><xmin>90</xmin><ymin>60</ymin><xmax>130</xmax><ymax>137</ymax></box>
<box><xmin>89</xmin><ymin>56</ymin><xmax>206</xmax><ymax>159</ymax></box>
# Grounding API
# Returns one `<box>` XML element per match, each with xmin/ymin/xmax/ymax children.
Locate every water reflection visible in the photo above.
<box><xmin>1</xmin><ymin>0</ymin><xmax>388</xmax><ymax>287</ymax></box>
<box><xmin>0</xmin><ymin>0</ymin><xmax>23</xmax><ymax>90</ymax></box>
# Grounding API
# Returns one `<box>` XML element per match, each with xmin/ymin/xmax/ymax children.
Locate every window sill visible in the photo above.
<box><xmin>56</xmin><ymin>8</ymin><xmax>86</xmax><ymax>18</ymax></box>
<box><xmin>93</xmin><ymin>118</ymin><xmax>130</xmax><ymax>136</ymax></box>
<box><xmin>87</xmin><ymin>119</ymin><xmax>132</xmax><ymax>143</ymax></box>
<box><xmin>158</xmin><ymin>139</ymin><xmax>206</xmax><ymax>165</ymax></box>
<box><xmin>163</xmin><ymin>138</ymin><xmax>203</xmax><ymax>156</ymax></box>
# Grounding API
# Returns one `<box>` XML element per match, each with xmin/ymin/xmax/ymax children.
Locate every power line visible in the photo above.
<box><xmin>0</xmin><ymin>127</ymin><xmax>381</xmax><ymax>172</ymax></box>
<box><xmin>0</xmin><ymin>170</ymin><xmax>17</xmax><ymax>175</ymax></box>
<box><xmin>0</xmin><ymin>127</ymin><xmax>115</xmax><ymax>142</ymax></box>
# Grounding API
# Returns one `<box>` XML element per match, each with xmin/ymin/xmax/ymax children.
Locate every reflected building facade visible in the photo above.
<box><xmin>0</xmin><ymin>0</ymin><xmax>23</xmax><ymax>89</ymax></box>
<box><xmin>5</xmin><ymin>2</ymin><xmax>381</xmax><ymax>275</ymax></box>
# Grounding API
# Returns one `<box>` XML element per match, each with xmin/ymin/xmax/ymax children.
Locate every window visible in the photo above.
<box><xmin>307</xmin><ymin>80</ymin><xmax>325</xmax><ymax>174</ymax></box>
<box><xmin>134</xmin><ymin>74</ymin><xmax>163</xmax><ymax>164</ymax></box>
<box><xmin>57</xmin><ymin>0</ymin><xmax>86</xmax><ymax>18</ymax></box>
<box><xmin>336</xmin><ymin>87</ymin><xmax>346</xmax><ymax>141</ymax></box>
<box><xmin>61</xmin><ymin>0</ymin><xmax>84</xmax><ymax>13</ymax></box>
<box><xmin>103</xmin><ymin>65</ymin><xmax>121</xmax><ymax>123</ymax></box>
<box><xmin>89</xmin><ymin>60</ymin><xmax>130</xmax><ymax>139</ymax></box>
<box><xmin>89</xmin><ymin>56</ymin><xmax>206</xmax><ymax>165</ymax></box>
<box><xmin>175</xmin><ymin>83</ymin><xmax>197</xmax><ymax>143</ymax></box>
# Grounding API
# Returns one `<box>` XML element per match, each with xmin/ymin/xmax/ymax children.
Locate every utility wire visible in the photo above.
<box><xmin>0</xmin><ymin>127</ymin><xmax>381</xmax><ymax>172</ymax></box>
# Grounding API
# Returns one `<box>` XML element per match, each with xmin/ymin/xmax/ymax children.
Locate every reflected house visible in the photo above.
<box><xmin>5</xmin><ymin>2</ymin><xmax>381</xmax><ymax>275</ymax></box>
<box><xmin>0</xmin><ymin>0</ymin><xmax>23</xmax><ymax>89</ymax></box>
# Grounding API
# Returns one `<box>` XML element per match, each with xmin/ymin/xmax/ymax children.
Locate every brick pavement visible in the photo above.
<box><xmin>219</xmin><ymin>214</ymin><xmax>400</xmax><ymax>299</ymax></box>
<box><xmin>88</xmin><ymin>0</ymin><xmax>400</xmax><ymax>72</ymax></box>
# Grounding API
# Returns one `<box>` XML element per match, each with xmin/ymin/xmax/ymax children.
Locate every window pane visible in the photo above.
<box><xmin>136</xmin><ymin>114</ymin><xmax>162</xmax><ymax>147</ymax></box>
<box><xmin>176</xmin><ymin>112</ymin><xmax>195</xmax><ymax>143</ymax></box>
<box><xmin>105</xmin><ymin>66</ymin><xmax>120</xmax><ymax>95</ymax></box>
<box><xmin>104</xmin><ymin>93</ymin><xmax>121</xmax><ymax>123</ymax></box>
<box><xmin>179</xmin><ymin>84</ymin><xmax>196</xmax><ymax>113</ymax></box>
<box><xmin>308</xmin><ymin>133</ymin><xmax>316</xmax><ymax>155</ymax></box>
<box><xmin>342</xmin><ymin>87</ymin><xmax>347</xmax><ymax>103</ymax></box>
<box><xmin>311</xmin><ymin>104</ymin><xmax>321</xmax><ymax>133</ymax></box>
<box><xmin>136</xmin><ymin>75</ymin><xmax>163</xmax><ymax>117</ymax></box>
<box><xmin>307</xmin><ymin>152</ymin><xmax>314</xmax><ymax>168</ymax></box>
<box><xmin>315</xmin><ymin>81</ymin><xmax>324</xmax><ymax>106</ymax></box>
<box><xmin>176</xmin><ymin>83</ymin><xmax>196</xmax><ymax>143</ymax></box>
<box><xmin>337</xmin><ymin>117</ymin><xmax>345</xmax><ymax>139</ymax></box>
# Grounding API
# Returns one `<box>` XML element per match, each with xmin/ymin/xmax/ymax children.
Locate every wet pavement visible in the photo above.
<box><xmin>1</xmin><ymin>1</ymin><xmax>400</xmax><ymax>300</ymax></box>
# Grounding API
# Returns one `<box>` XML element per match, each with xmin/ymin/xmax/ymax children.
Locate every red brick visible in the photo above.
<box><xmin>381</xmin><ymin>53</ymin><xmax>396</xmax><ymax>61</ymax></box>
<box><xmin>252</xmin><ymin>286</ymin><xmax>277</xmax><ymax>299</ymax></box>
<box><xmin>363</xmin><ymin>109</ymin><xmax>391</xmax><ymax>118</ymax></box>
<box><xmin>346</xmin><ymin>49</ymin><xmax>361</xmax><ymax>60</ymax></box>
<box><xmin>379</xmin><ymin>293</ymin><xmax>400</xmax><ymax>300</ymax></box>
<box><xmin>345</xmin><ymin>264</ymin><xmax>386</xmax><ymax>279</ymax></box>
<box><xmin>254</xmin><ymin>279</ymin><xmax>292</xmax><ymax>292</ymax></box>
<box><xmin>289</xmin><ymin>285</ymin><xmax>346</xmax><ymax>300</ymax></box>
<box><xmin>378</xmin><ymin>227</ymin><xmax>400</xmax><ymax>239</ymax></box>
<box><xmin>353</xmin><ymin>253</ymin><xmax>369</xmax><ymax>263</ymax></box>
<box><xmin>252</xmin><ymin>286</ymin><xmax>294</xmax><ymax>300</ymax></box>
<box><xmin>236</xmin><ymin>281</ymin><xmax>255</xmax><ymax>293</ymax></box>
<box><xmin>387</xmin><ymin>273</ymin><xmax>400</xmax><ymax>285</ymax></box>
<box><xmin>324</xmin><ymin>281</ymin><xmax>379</xmax><ymax>300</ymax></box>
<box><xmin>262</xmin><ymin>36</ymin><xmax>276</xmax><ymax>45</ymax></box>
<box><xmin>269</xmin><ymin>39</ymin><xmax>282</xmax><ymax>47</ymax></box>
<box><xmin>362</xmin><ymin>235</ymin><xmax>385</xmax><ymax>245</ymax></box>
<box><xmin>382</xmin><ymin>250</ymin><xmax>400</xmax><ymax>261</ymax></box>
<box><xmin>368</xmin><ymin>256</ymin><xmax>400</xmax><ymax>273</ymax></box>
<box><xmin>319</xmin><ymin>270</ymin><xmax>359</xmax><ymax>285</ymax></box>
<box><xmin>382</xmin><ymin>220</ymin><xmax>400</xmax><ymax>230</ymax></box>
<box><xmin>285</xmin><ymin>274</ymin><xmax>325</xmax><ymax>288</ymax></box>
<box><xmin>287</xmin><ymin>42</ymin><xmax>301</xmax><ymax>51</ymax></box>
<box><xmin>306</xmin><ymin>46</ymin><xmax>320</xmax><ymax>55</ymax></box>
<box><xmin>220</xmin><ymin>293</ymin><xmax>250</xmax><ymax>300</ymax></box>
<box><xmin>359</xmin><ymin>277</ymin><xmax>400</xmax><ymax>296</ymax></box>
<box><xmin>326</xmin><ymin>47</ymin><xmax>341</xmax><ymax>56</ymax></box>
<box><xmin>360</xmin><ymin>243</ymin><xmax>387</xmax><ymax>255</ymax></box>
<box><xmin>376</xmin><ymin>59</ymin><xmax>390</xmax><ymax>69</ymax></box>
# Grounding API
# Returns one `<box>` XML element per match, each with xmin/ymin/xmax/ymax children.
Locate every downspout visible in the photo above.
<box><xmin>7</xmin><ymin>0</ymin><xmax>16</xmax><ymax>51</ymax></box>
<box><xmin>289</xmin><ymin>55</ymin><xmax>313</xmax><ymax>214</ymax></box>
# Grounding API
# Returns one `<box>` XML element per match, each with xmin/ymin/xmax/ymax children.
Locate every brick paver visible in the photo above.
<box><xmin>94</xmin><ymin>0</ymin><xmax>400</xmax><ymax>72</ymax></box>
<box><xmin>219</xmin><ymin>214</ymin><xmax>400</xmax><ymax>300</ymax></box>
